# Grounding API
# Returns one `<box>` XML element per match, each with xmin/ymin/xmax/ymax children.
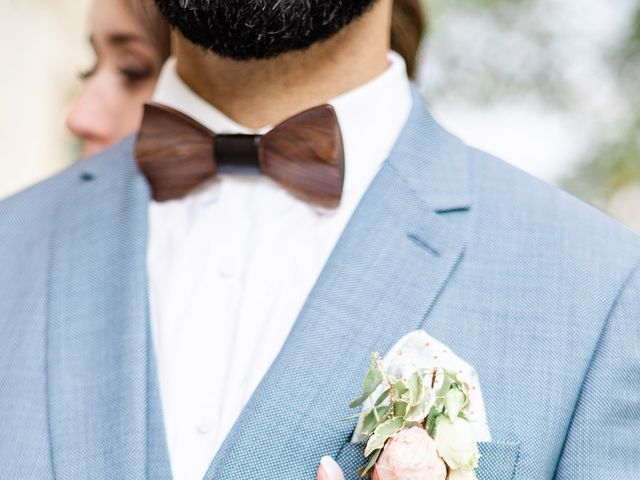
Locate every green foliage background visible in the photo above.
<box><xmin>422</xmin><ymin>0</ymin><xmax>640</xmax><ymax>208</ymax></box>
<box><xmin>565</xmin><ymin>5</ymin><xmax>640</xmax><ymax>205</ymax></box>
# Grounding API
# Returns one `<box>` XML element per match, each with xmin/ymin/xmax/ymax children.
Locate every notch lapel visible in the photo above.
<box><xmin>204</xmin><ymin>88</ymin><xmax>473</xmax><ymax>479</ymax></box>
<box><xmin>46</xmin><ymin>139</ymin><xmax>171</xmax><ymax>479</ymax></box>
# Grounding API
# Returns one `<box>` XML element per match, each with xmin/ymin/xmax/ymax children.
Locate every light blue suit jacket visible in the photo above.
<box><xmin>1</xmin><ymin>89</ymin><xmax>639</xmax><ymax>479</ymax></box>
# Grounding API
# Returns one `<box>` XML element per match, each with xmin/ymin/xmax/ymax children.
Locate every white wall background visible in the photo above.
<box><xmin>0</xmin><ymin>0</ymin><xmax>90</xmax><ymax>198</ymax></box>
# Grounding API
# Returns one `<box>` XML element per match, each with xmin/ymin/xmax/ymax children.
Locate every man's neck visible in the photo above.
<box><xmin>173</xmin><ymin>0</ymin><xmax>392</xmax><ymax>129</ymax></box>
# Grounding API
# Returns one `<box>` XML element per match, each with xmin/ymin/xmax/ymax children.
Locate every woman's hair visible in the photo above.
<box><xmin>391</xmin><ymin>0</ymin><xmax>427</xmax><ymax>78</ymax></box>
<box><xmin>122</xmin><ymin>0</ymin><xmax>171</xmax><ymax>61</ymax></box>
<box><xmin>122</xmin><ymin>0</ymin><xmax>426</xmax><ymax>77</ymax></box>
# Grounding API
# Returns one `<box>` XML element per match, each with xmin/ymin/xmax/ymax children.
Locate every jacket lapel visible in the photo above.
<box><xmin>204</xmin><ymin>88</ymin><xmax>473</xmax><ymax>479</ymax></box>
<box><xmin>46</xmin><ymin>139</ymin><xmax>171</xmax><ymax>479</ymax></box>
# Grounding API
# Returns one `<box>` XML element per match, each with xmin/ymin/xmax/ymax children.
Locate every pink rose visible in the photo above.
<box><xmin>373</xmin><ymin>427</ymin><xmax>447</xmax><ymax>480</ymax></box>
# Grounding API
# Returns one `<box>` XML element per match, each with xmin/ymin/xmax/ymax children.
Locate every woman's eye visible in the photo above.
<box><xmin>119</xmin><ymin>66</ymin><xmax>154</xmax><ymax>84</ymax></box>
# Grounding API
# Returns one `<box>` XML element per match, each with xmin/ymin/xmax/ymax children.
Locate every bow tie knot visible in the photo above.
<box><xmin>135</xmin><ymin>103</ymin><xmax>345</xmax><ymax>208</ymax></box>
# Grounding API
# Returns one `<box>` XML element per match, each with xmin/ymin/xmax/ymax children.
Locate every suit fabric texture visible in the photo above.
<box><xmin>1</xmin><ymin>88</ymin><xmax>639</xmax><ymax>479</ymax></box>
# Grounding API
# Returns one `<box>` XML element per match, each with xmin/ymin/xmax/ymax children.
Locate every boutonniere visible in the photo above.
<box><xmin>349</xmin><ymin>331</ymin><xmax>490</xmax><ymax>480</ymax></box>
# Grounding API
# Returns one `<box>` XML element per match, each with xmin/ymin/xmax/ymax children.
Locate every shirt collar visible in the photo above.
<box><xmin>152</xmin><ymin>51</ymin><xmax>413</xmax><ymax>200</ymax></box>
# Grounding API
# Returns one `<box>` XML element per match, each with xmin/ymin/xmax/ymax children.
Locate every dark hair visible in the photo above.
<box><xmin>391</xmin><ymin>0</ymin><xmax>427</xmax><ymax>78</ymax></box>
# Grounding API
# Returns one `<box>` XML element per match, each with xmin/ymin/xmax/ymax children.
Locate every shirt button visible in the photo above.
<box><xmin>218</xmin><ymin>263</ymin><xmax>234</xmax><ymax>279</ymax></box>
<box><xmin>217</xmin><ymin>254</ymin><xmax>239</xmax><ymax>278</ymax></box>
<box><xmin>197</xmin><ymin>417</ymin><xmax>217</xmax><ymax>435</ymax></box>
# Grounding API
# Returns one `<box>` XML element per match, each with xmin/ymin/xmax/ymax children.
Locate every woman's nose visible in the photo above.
<box><xmin>66</xmin><ymin>74</ymin><xmax>119</xmax><ymax>158</ymax></box>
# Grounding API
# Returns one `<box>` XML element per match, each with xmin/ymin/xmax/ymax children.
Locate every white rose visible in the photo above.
<box><xmin>447</xmin><ymin>468</ymin><xmax>478</xmax><ymax>480</ymax></box>
<box><xmin>434</xmin><ymin>417</ymin><xmax>479</xmax><ymax>470</ymax></box>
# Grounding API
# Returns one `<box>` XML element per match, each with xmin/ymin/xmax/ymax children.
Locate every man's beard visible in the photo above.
<box><xmin>154</xmin><ymin>0</ymin><xmax>378</xmax><ymax>60</ymax></box>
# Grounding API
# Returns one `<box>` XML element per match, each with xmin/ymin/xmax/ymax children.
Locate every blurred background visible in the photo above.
<box><xmin>1</xmin><ymin>0</ymin><xmax>639</xmax><ymax>231</ymax></box>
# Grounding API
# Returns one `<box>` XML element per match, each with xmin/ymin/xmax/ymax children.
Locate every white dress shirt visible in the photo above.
<box><xmin>148</xmin><ymin>52</ymin><xmax>412</xmax><ymax>480</ymax></box>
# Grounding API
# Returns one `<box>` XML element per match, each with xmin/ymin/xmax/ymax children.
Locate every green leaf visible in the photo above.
<box><xmin>405</xmin><ymin>398</ymin><xmax>432</xmax><ymax>423</ymax></box>
<box><xmin>365</xmin><ymin>417</ymin><xmax>404</xmax><ymax>456</ymax></box>
<box><xmin>362</xmin><ymin>355</ymin><xmax>384</xmax><ymax>393</ymax></box>
<box><xmin>408</xmin><ymin>370</ymin><xmax>424</xmax><ymax>406</ymax></box>
<box><xmin>436</xmin><ymin>371</ymin><xmax>454</xmax><ymax>398</ymax></box>
<box><xmin>395</xmin><ymin>378</ymin><xmax>409</xmax><ymax>400</ymax></box>
<box><xmin>374</xmin><ymin>389</ymin><xmax>391</xmax><ymax>406</ymax></box>
<box><xmin>349</xmin><ymin>354</ymin><xmax>384</xmax><ymax>408</ymax></box>
<box><xmin>433</xmin><ymin>371</ymin><xmax>456</xmax><ymax>413</ymax></box>
<box><xmin>393</xmin><ymin>400</ymin><xmax>408</xmax><ymax>418</ymax></box>
<box><xmin>361</xmin><ymin>405</ymin><xmax>391</xmax><ymax>437</ymax></box>
<box><xmin>349</xmin><ymin>394</ymin><xmax>369</xmax><ymax>409</ymax></box>
<box><xmin>357</xmin><ymin>448</ymin><xmax>382</xmax><ymax>478</ymax></box>
<box><xmin>401</xmin><ymin>369</ymin><xmax>436</xmax><ymax>422</ymax></box>
<box><xmin>426</xmin><ymin>406</ymin><xmax>441</xmax><ymax>437</ymax></box>
<box><xmin>361</xmin><ymin>409</ymin><xmax>378</xmax><ymax>437</ymax></box>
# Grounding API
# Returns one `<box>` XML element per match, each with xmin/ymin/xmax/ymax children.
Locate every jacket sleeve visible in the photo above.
<box><xmin>555</xmin><ymin>262</ymin><xmax>640</xmax><ymax>477</ymax></box>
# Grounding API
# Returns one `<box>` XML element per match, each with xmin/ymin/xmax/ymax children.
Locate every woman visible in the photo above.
<box><xmin>67</xmin><ymin>0</ymin><xmax>425</xmax><ymax>158</ymax></box>
<box><xmin>66</xmin><ymin>0</ymin><xmax>170</xmax><ymax>158</ymax></box>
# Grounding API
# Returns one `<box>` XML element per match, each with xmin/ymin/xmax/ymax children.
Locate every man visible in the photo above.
<box><xmin>0</xmin><ymin>0</ymin><xmax>638</xmax><ymax>479</ymax></box>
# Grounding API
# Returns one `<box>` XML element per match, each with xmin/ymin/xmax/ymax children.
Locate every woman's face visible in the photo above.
<box><xmin>66</xmin><ymin>0</ymin><xmax>164</xmax><ymax>158</ymax></box>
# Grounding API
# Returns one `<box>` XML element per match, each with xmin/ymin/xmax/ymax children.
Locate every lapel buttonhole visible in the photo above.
<box><xmin>407</xmin><ymin>232</ymin><xmax>441</xmax><ymax>257</ymax></box>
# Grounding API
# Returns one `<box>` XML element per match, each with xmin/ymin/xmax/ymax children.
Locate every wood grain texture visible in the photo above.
<box><xmin>136</xmin><ymin>103</ymin><xmax>216</xmax><ymax>201</ymax></box>
<box><xmin>261</xmin><ymin>104</ymin><xmax>344</xmax><ymax>209</ymax></box>
<box><xmin>135</xmin><ymin>102</ymin><xmax>344</xmax><ymax>207</ymax></box>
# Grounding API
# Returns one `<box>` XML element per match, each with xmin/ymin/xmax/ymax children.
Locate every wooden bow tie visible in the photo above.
<box><xmin>135</xmin><ymin>103</ymin><xmax>345</xmax><ymax>208</ymax></box>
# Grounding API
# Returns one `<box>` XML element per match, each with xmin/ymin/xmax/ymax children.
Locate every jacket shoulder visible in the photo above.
<box><xmin>468</xmin><ymin>146</ymin><xmax>640</xmax><ymax>268</ymax></box>
<box><xmin>0</xmin><ymin>137</ymin><xmax>135</xmax><ymax>237</ymax></box>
